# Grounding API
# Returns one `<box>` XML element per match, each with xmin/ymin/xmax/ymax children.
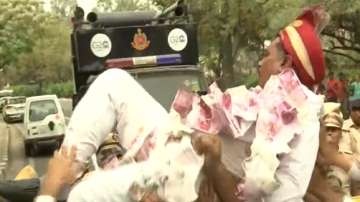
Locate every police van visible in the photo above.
<box><xmin>71</xmin><ymin>1</ymin><xmax>206</xmax><ymax>110</ymax></box>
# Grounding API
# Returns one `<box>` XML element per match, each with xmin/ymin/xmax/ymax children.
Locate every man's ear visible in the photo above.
<box><xmin>281</xmin><ymin>55</ymin><xmax>293</xmax><ymax>69</ymax></box>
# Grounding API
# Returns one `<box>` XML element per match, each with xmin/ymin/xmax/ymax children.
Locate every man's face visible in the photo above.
<box><xmin>325</xmin><ymin>126</ymin><xmax>342</xmax><ymax>145</ymax></box>
<box><xmin>351</xmin><ymin>107</ymin><xmax>360</xmax><ymax>126</ymax></box>
<box><xmin>258</xmin><ymin>38</ymin><xmax>285</xmax><ymax>87</ymax></box>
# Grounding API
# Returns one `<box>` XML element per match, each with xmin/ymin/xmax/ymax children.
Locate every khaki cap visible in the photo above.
<box><xmin>322</xmin><ymin>102</ymin><xmax>343</xmax><ymax>128</ymax></box>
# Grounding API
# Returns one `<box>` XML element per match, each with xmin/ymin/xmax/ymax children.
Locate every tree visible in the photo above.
<box><xmin>5</xmin><ymin>0</ymin><xmax>359</xmax><ymax>90</ymax></box>
<box><xmin>153</xmin><ymin>0</ymin><xmax>360</xmax><ymax>87</ymax></box>
<box><xmin>322</xmin><ymin>6</ymin><xmax>360</xmax><ymax>64</ymax></box>
<box><xmin>0</xmin><ymin>0</ymin><xmax>77</xmax><ymax>88</ymax></box>
<box><xmin>96</xmin><ymin>0</ymin><xmax>152</xmax><ymax>12</ymax></box>
<box><xmin>152</xmin><ymin>0</ymin><xmax>296</xmax><ymax>87</ymax></box>
<box><xmin>50</xmin><ymin>0</ymin><xmax>77</xmax><ymax>18</ymax></box>
<box><xmin>8</xmin><ymin>20</ymin><xmax>72</xmax><ymax>85</ymax></box>
<box><xmin>0</xmin><ymin>0</ymin><xmax>47</xmax><ymax>70</ymax></box>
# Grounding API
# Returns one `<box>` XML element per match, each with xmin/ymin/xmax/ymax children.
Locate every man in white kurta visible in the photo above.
<box><xmin>63</xmin><ymin>68</ymin><xmax>321</xmax><ymax>202</ymax></box>
<box><xmin>36</xmin><ymin>5</ymin><xmax>330</xmax><ymax>202</ymax></box>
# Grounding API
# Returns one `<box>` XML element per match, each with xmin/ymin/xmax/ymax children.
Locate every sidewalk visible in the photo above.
<box><xmin>0</xmin><ymin>123</ymin><xmax>9</xmax><ymax>180</ymax></box>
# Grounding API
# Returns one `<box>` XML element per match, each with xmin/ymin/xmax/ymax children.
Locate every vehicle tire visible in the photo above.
<box><xmin>30</xmin><ymin>144</ymin><xmax>38</xmax><ymax>156</ymax></box>
<box><xmin>5</xmin><ymin>116</ymin><xmax>12</xmax><ymax>123</ymax></box>
<box><xmin>54</xmin><ymin>140</ymin><xmax>61</xmax><ymax>150</ymax></box>
<box><xmin>5</xmin><ymin>118</ymin><xmax>11</xmax><ymax>124</ymax></box>
<box><xmin>25</xmin><ymin>143</ymin><xmax>37</xmax><ymax>157</ymax></box>
<box><xmin>25</xmin><ymin>143</ymin><xmax>32</xmax><ymax>156</ymax></box>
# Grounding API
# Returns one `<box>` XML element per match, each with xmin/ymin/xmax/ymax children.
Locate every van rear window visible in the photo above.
<box><xmin>29</xmin><ymin>100</ymin><xmax>58</xmax><ymax>122</ymax></box>
<box><xmin>8</xmin><ymin>97</ymin><xmax>25</xmax><ymax>104</ymax></box>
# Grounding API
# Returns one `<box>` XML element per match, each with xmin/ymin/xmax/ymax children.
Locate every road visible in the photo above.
<box><xmin>0</xmin><ymin>98</ymin><xmax>72</xmax><ymax>180</ymax></box>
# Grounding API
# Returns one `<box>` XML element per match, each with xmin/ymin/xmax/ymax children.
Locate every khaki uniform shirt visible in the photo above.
<box><xmin>327</xmin><ymin>165</ymin><xmax>351</xmax><ymax>195</ymax></box>
<box><xmin>340</xmin><ymin>119</ymin><xmax>360</xmax><ymax>155</ymax></box>
<box><xmin>339</xmin><ymin>119</ymin><xmax>360</xmax><ymax>195</ymax></box>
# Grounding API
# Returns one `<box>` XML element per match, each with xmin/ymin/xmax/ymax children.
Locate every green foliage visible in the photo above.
<box><xmin>3</xmin><ymin>0</ymin><xmax>360</xmax><ymax>91</ymax></box>
<box><xmin>43</xmin><ymin>82</ymin><xmax>74</xmax><ymax>97</ymax></box>
<box><xmin>12</xmin><ymin>82</ymin><xmax>74</xmax><ymax>97</ymax></box>
<box><xmin>96</xmin><ymin>0</ymin><xmax>152</xmax><ymax>11</ymax></box>
<box><xmin>12</xmin><ymin>85</ymin><xmax>38</xmax><ymax>97</ymax></box>
<box><xmin>9</xmin><ymin>20</ymin><xmax>73</xmax><ymax>84</ymax></box>
<box><xmin>50</xmin><ymin>0</ymin><xmax>76</xmax><ymax>18</ymax></box>
<box><xmin>0</xmin><ymin>0</ymin><xmax>47</xmax><ymax>69</ymax></box>
<box><xmin>237</xmin><ymin>73</ymin><xmax>259</xmax><ymax>88</ymax></box>
<box><xmin>1</xmin><ymin>0</ymin><xmax>74</xmax><ymax>88</ymax></box>
<box><xmin>152</xmin><ymin>0</ymin><xmax>360</xmax><ymax>87</ymax></box>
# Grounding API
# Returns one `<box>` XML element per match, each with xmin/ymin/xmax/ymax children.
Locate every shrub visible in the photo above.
<box><xmin>11</xmin><ymin>82</ymin><xmax>74</xmax><ymax>98</ymax></box>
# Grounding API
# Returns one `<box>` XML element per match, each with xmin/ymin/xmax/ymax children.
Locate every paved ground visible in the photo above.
<box><xmin>0</xmin><ymin>98</ymin><xmax>72</xmax><ymax>201</ymax></box>
<box><xmin>59</xmin><ymin>98</ymin><xmax>73</xmax><ymax>118</ymax></box>
<box><xmin>0</xmin><ymin>98</ymin><xmax>72</xmax><ymax>180</ymax></box>
<box><xmin>0</xmin><ymin>119</ymin><xmax>9</xmax><ymax>180</ymax></box>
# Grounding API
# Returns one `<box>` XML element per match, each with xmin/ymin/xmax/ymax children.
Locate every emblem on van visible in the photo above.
<box><xmin>131</xmin><ymin>28</ymin><xmax>150</xmax><ymax>51</ymax></box>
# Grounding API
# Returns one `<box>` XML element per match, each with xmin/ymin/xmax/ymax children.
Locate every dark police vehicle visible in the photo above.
<box><xmin>71</xmin><ymin>0</ymin><xmax>206</xmax><ymax>110</ymax></box>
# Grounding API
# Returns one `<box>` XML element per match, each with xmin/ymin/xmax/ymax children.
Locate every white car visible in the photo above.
<box><xmin>0</xmin><ymin>96</ymin><xmax>12</xmax><ymax>112</ymax></box>
<box><xmin>2</xmin><ymin>96</ymin><xmax>26</xmax><ymax>123</ymax></box>
<box><xmin>23</xmin><ymin>95</ymin><xmax>66</xmax><ymax>156</ymax></box>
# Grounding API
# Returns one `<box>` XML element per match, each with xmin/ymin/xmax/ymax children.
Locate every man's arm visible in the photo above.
<box><xmin>306</xmin><ymin>165</ymin><xmax>343</xmax><ymax>202</ymax></box>
<box><xmin>196</xmin><ymin>175</ymin><xmax>217</xmax><ymax>202</ymax></box>
<box><xmin>303</xmin><ymin>192</ymin><xmax>321</xmax><ymax>202</ymax></box>
<box><xmin>320</xmin><ymin>120</ymin><xmax>354</xmax><ymax>173</ymax></box>
<box><xmin>193</xmin><ymin>134</ymin><xmax>243</xmax><ymax>202</ymax></box>
<box><xmin>206</xmin><ymin>162</ymin><xmax>243</xmax><ymax>202</ymax></box>
<box><xmin>35</xmin><ymin>146</ymin><xmax>78</xmax><ymax>202</ymax></box>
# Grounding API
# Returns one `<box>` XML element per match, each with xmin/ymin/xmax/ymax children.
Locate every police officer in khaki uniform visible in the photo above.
<box><xmin>339</xmin><ymin>97</ymin><xmax>360</xmax><ymax>195</ymax></box>
<box><xmin>322</xmin><ymin>103</ymin><xmax>351</xmax><ymax>196</ymax></box>
<box><xmin>305</xmin><ymin>103</ymin><xmax>350</xmax><ymax>202</ymax></box>
<box><xmin>339</xmin><ymin>97</ymin><xmax>360</xmax><ymax>156</ymax></box>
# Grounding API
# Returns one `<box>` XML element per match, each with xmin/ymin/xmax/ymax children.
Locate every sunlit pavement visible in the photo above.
<box><xmin>0</xmin><ymin>98</ymin><xmax>72</xmax><ymax>179</ymax></box>
<box><xmin>0</xmin><ymin>118</ymin><xmax>9</xmax><ymax>180</ymax></box>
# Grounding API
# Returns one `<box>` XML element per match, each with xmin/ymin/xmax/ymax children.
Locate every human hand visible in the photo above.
<box><xmin>315</xmin><ymin>153</ymin><xmax>330</xmax><ymax>172</ymax></box>
<box><xmin>304</xmin><ymin>192</ymin><xmax>322</xmax><ymax>202</ymax></box>
<box><xmin>129</xmin><ymin>183</ymin><xmax>164</xmax><ymax>202</ymax></box>
<box><xmin>196</xmin><ymin>177</ymin><xmax>216</xmax><ymax>202</ymax></box>
<box><xmin>191</xmin><ymin>133</ymin><xmax>222</xmax><ymax>170</ymax></box>
<box><xmin>306</xmin><ymin>165</ymin><xmax>332</xmax><ymax>201</ymax></box>
<box><xmin>40</xmin><ymin>145</ymin><xmax>78</xmax><ymax>197</ymax></box>
<box><xmin>308</xmin><ymin>166</ymin><xmax>344</xmax><ymax>202</ymax></box>
<box><xmin>141</xmin><ymin>191</ymin><xmax>163</xmax><ymax>202</ymax></box>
